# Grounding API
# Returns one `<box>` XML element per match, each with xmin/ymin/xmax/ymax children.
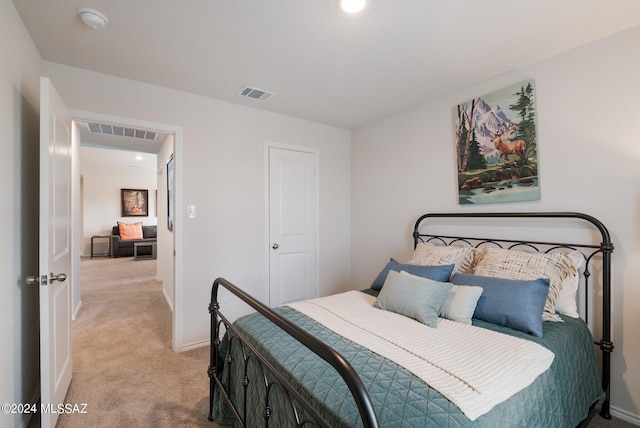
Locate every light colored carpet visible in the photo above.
<box><xmin>55</xmin><ymin>256</ymin><xmax>219</xmax><ymax>428</ymax></box>
<box><xmin>588</xmin><ymin>411</ymin><xmax>639</xmax><ymax>428</ymax></box>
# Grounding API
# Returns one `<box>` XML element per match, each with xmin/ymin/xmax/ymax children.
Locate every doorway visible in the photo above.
<box><xmin>71</xmin><ymin>110</ymin><xmax>182</xmax><ymax>351</ymax></box>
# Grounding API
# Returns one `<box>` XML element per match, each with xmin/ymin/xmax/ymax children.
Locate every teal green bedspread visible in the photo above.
<box><xmin>212</xmin><ymin>292</ymin><xmax>603</xmax><ymax>427</ymax></box>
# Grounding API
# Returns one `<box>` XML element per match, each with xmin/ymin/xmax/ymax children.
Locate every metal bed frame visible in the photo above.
<box><xmin>412</xmin><ymin>212</ymin><xmax>614</xmax><ymax>420</ymax></box>
<box><xmin>208</xmin><ymin>212</ymin><xmax>613</xmax><ymax>426</ymax></box>
<box><xmin>208</xmin><ymin>277</ymin><xmax>379</xmax><ymax>427</ymax></box>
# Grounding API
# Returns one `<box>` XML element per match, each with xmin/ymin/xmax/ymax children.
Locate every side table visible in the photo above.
<box><xmin>91</xmin><ymin>235</ymin><xmax>111</xmax><ymax>259</ymax></box>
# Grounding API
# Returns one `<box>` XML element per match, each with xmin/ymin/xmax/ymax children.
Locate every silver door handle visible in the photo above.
<box><xmin>49</xmin><ymin>272</ymin><xmax>68</xmax><ymax>283</ymax></box>
<box><xmin>272</xmin><ymin>243</ymin><xmax>279</xmax><ymax>249</ymax></box>
<box><xmin>25</xmin><ymin>273</ymin><xmax>64</xmax><ymax>286</ymax></box>
<box><xmin>25</xmin><ymin>276</ymin><xmax>42</xmax><ymax>285</ymax></box>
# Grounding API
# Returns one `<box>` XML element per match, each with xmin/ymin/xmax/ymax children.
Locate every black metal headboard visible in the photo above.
<box><xmin>412</xmin><ymin>212</ymin><xmax>614</xmax><ymax>419</ymax></box>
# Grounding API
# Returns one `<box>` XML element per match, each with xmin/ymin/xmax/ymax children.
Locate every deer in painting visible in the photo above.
<box><xmin>491</xmin><ymin>127</ymin><xmax>527</xmax><ymax>164</ymax></box>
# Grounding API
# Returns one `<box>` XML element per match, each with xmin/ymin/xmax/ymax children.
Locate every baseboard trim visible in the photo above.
<box><xmin>178</xmin><ymin>339</ymin><xmax>209</xmax><ymax>352</ymax></box>
<box><xmin>611</xmin><ymin>405</ymin><xmax>640</xmax><ymax>425</ymax></box>
<box><xmin>162</xmin><ymin>287</ymin><xmax>174</xmax><ymax>312</ymax></box>
<box><xmin>72</xmin><ymin>300</ymin><xmax>83</xmax><ymax>320</ymax></box>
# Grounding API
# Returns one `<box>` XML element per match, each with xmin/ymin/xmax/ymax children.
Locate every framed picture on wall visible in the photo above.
<box><xmin>167</xmin><ymin>156</ymin><xmax>174</xmax><ymax>231</ymax></box>
<box><xmin>454</xmin><ymin>79</ymin><xmax>540</xmax><ymax>204</ymax></box>
<box><xmin>121</xmin><ymin>188</ymin><xmax>149</xmax><ymax>217</ymax></box>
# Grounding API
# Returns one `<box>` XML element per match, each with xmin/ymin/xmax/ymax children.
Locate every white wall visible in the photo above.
<box><xmin>352</xmin><ymin>26</ymin><xmax>640</xmax><ymax>422</ymax></box>
<box><xmin>43</xmin><ymin>61</ymin><xmax>353</xmax><ymax>350</ymax></box>
<box><xmin>1</xmin><ymin>2</ymin><xmax>42</xmax><ymax>427</ymax></box>
<box><xmin>79</xmin><ymin>146</ymin><xmax>158</xmax><ymax>257</ymax></box>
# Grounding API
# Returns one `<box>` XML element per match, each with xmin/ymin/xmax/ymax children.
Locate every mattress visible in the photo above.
<box><xmin>211</xmin><ymin>291</ymin><xmax>603</xmax><ymax>428</ymax></box>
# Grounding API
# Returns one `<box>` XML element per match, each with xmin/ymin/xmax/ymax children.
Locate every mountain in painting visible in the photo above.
<box><xmin>472</xmin><ymin>98</ymin><xmax>515</xmax><ymax>150</ymax></box>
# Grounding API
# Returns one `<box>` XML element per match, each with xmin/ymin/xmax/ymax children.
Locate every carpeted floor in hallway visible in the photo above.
<box><xmin>54</xmin><ymin>256</ymin><xmax>218</xmax><ymax>428</ymax></box>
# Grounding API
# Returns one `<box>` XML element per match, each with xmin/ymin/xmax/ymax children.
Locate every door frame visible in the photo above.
<box><xmin>264</xmin><ymin>141</ymin><xmax>319</xmax><ymax>306</ymax></box>
<box><xmin>69</xmin><ymin>110</ymin><xmax>184</xmax><ymax>352</ymax></box>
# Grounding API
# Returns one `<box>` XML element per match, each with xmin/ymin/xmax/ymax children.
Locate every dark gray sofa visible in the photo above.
<box><xmin>111</xmin><ymin>224</ymin><xmax>157</xmax><ymax>258</ymax></box>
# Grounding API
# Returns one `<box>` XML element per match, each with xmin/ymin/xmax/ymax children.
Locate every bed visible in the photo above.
<box><xmin>208</xmin><ymin>212</ymin><xmax>614</xmax><ymax>427</ymax></box>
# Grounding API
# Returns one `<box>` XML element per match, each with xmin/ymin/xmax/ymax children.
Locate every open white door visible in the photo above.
<box><xmin>38</xmin><ymin>77</ymin><xmax>73</xmax><ymax>428</ymax></box>
<box><xmin>268</xmin><ymin>146</ymin><xmax>317</xmax><ymax>306</ymax></box>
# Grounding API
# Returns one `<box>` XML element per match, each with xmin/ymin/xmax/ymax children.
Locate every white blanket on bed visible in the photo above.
<box><xmin>286</xmin><ymin>291</ymin><xmax>554</xmax><ymax>421</ymax></box>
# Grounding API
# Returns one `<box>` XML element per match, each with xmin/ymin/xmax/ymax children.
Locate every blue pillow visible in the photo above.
<box><xmin>374</xmin><ymin>270</ymin><xmax>453</xmax><ymax>327</ymax></box>
<box><xmin>370</xmin><ymin>259</ymin><xmax>454</xmax><ymax>291</ymax></box>
<box><xmin>451</xmin><ymin>273</ymin><xmax>550</xmax><ymax>338</ymax></box>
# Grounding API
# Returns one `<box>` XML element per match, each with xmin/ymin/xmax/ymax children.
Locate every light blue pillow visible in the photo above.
<box><xmin>374</xmin><ymin>270</ymin><xmax>453</xmax><ymax>327</ymax></box>
<box><xmin>451</xmin><ymin>273</ymin><xmax>550</xmax><ymax>338</ymax></box>
<box><xmin>370</xmin><ymin>258</ymin><xmax>454</xmax><ymax>291</ymax></box>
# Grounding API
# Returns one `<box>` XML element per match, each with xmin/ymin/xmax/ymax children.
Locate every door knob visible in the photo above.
<box><xmin>25</xmin><ymin>276</ymin><xmax>42</xmax><ymax>285</ymax></box>
<box><xmin>272</xmin><ymin>243</ymin><xmax>279</xmax><ymax>249</ymax></box>
<box><xmin>49</xmin><ymin>272</ymin><xmax>68</xmax><ymax>283</ymax></box>
<box><xmin>25</xmin><ymin>273</ymin><xmax>67</xmax><ymax>285</ymax></box>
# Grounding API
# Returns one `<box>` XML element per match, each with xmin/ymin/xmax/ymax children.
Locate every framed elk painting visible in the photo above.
<box><xmin>453</xmin><ymin>79</ymin><xmax>540</xmax><ymax>204</ymax></box>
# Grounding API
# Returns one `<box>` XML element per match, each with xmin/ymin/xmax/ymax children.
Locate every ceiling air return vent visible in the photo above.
<box><xmin>87</xmin><ymin>122</ymin><xmax>157</xmax><ymax>140</ymax></box>
<box><xmin>239</xmin><ymin>85</ymin><xmax>274</xmax><ymax>101</ymax></box>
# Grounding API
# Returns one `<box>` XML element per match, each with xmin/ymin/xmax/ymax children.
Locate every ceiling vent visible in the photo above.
<box><xmin>87</xmin><ymin>122</ymin><xmax>157</xmax><ymax>141</ymax></box>
<box><xmin>239</xmin><ymin>85</ymin><xmax>274</xmax><ymax>101</ymax></box>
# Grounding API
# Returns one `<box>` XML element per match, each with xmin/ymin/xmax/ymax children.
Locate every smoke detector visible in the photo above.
<box><xmin>78</xmin><ymin>8</ymin><xmax>109</xmax><ymax>29</ymax></box>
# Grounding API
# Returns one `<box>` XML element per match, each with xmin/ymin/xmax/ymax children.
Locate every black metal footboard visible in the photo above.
<box><xmin>208</xmin><ymin>277</ymin><xmax>379</xmax><ymax>428</ymax></box>
<box><xmin>412</xmin><ymin>212</ymin><xmax>614</xmax><ymax>420</ymax></box>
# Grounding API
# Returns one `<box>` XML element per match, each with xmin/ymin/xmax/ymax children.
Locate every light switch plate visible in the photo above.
<box><xmin>187</xmin><ymin>205</ymin><xmax>196</xmax><ymax>219</ymax></box>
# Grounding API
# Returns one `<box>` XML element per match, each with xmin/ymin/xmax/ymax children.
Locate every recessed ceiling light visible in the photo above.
<box><xmin>78</xmin><ymin>8</ymin><xmax>109</xmax><ymax>29</ymax></box>
<box><xmin>336</xmin><ymin>0</ymin><xmax>366</xmax><ymax>13</ymax></box>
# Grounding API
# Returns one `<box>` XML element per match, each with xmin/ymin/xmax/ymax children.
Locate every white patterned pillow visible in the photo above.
<box><xmin>555</xmin><ymin>250</ymin><xmax>585</xmax><ymax>318</ymax></box>
<box><xmin>472</xmin><ymin>247</ymin><xmax>576</xmax><ymax>322</ymax></box>
<box><xmin>408</xmin><ymin>243</ymin><xmax>477</xmax><ymax>275</ymax></box>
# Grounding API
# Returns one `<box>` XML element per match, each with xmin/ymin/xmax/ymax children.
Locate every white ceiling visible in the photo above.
<box><xmin>79</xmin><ymin>146</ymin><xmax>157</xmax><ymax>171</ymax></box>
<box><xmin>13</xmin><ymin>0</ymin><xmax>640</xmax><ymax>132</ymax></box>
